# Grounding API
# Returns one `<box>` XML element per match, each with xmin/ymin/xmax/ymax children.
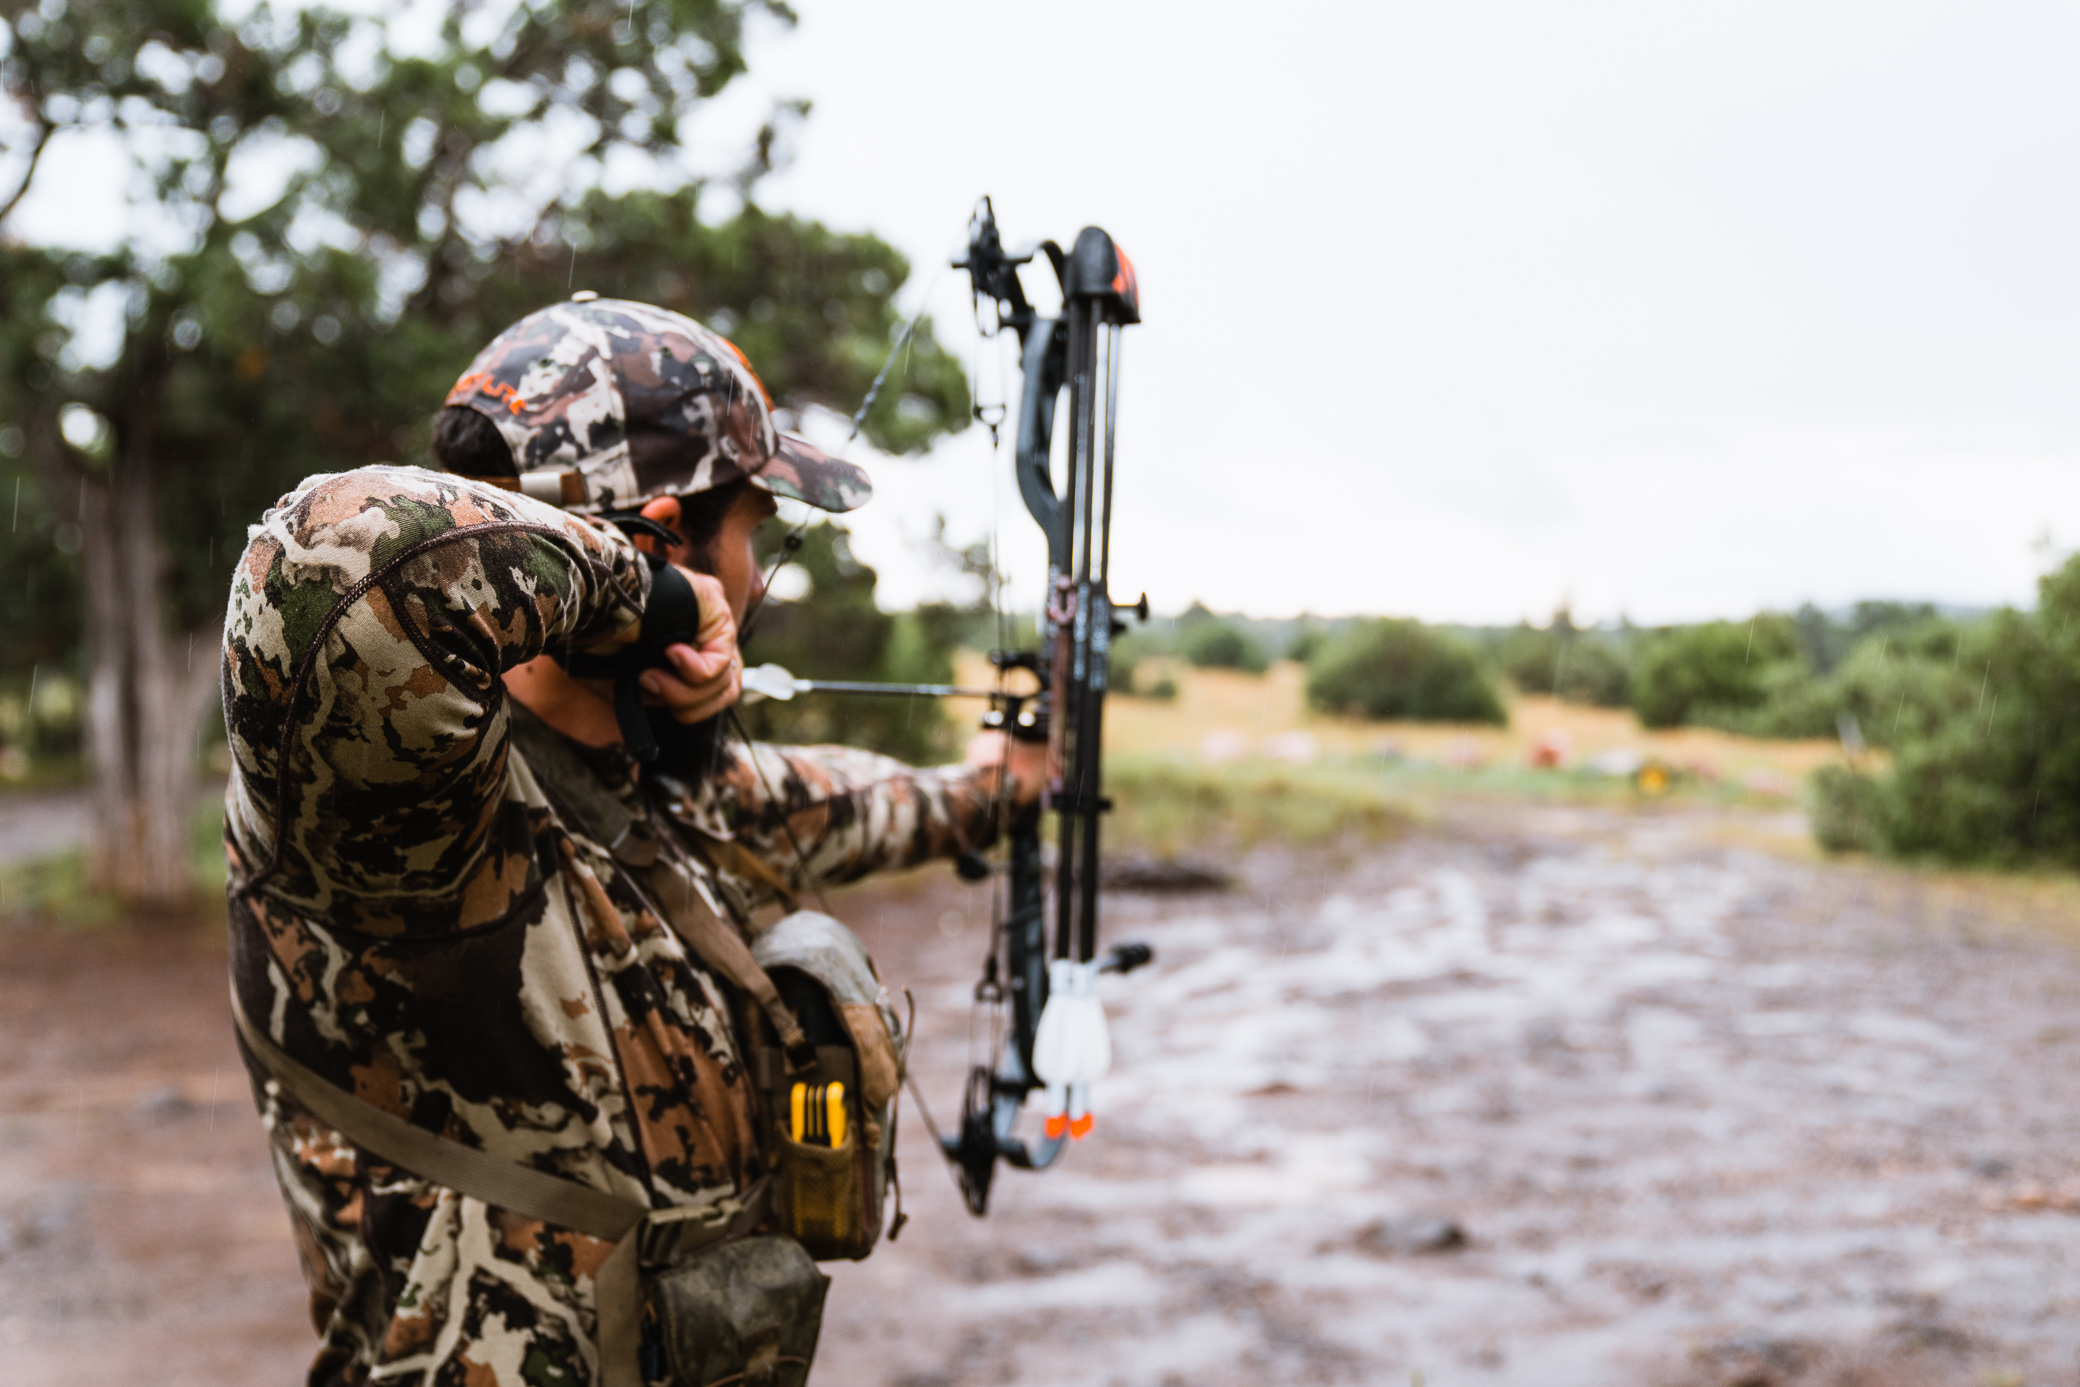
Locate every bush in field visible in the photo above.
<box><xmin>1809</xmin><ymin>764</ymin><xmax>1885</xmax><ymax>852</ymax></box>
<box><xmin>1690</xmin><ymin>661</ymin><xmax>1838</xmax><ymax>739</ymax></box>
<box><xmin>1109</xmin><ymin>632</ymin><xmax>1151</xmax><ymax>694</ymax></box>
<box><xmin>1493</xmin><ymin>619</ymin><xmax>1632</xmax><ymax>707</ymax></box>
<box><xmin>1812</xmin><ymin>557</ymin><xmax>2080</xmax><ymax>865</ymax></box>
<box><xmin>1307</xmin><ymin>619</ymin><xmax>1506</xmax><ymax>724</ymax></box>
<box><xmin>1285</xmin><ymin>621</ymin><xmax>1330</xmax><ymax>665</ymax></box>
<box><xmin>1794</xmin><ymin>600</ymin><xmax>1941</xmax><ymax>674</ymax></box>
<box><xmin>1809</xmin><ymin>619</ymin><xmax>1975</xmax><ymax>748</ymax></box>
<box><xmin>1684</xmin><ymin>611</ymin><xmax>1970</xmax><ymax>741</ymax></box>
<box><xmin>1631</xmin><ymin>616</ymin><xmax>1800</xmax><ymax>729</ymax></box>
<box><xmin>1181</xmin><ymin>619</ymin><xmax>1269</xmax><ymax>673</ymax></box>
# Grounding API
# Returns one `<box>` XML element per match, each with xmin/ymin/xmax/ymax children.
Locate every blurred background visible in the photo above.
<box><xmin>5</xmin><ymin>3</ymin><xmax>2080</xmax><ymax>1385</ymax></box>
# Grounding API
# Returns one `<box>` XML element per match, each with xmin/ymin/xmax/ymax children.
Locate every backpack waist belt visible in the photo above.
<box><xmin>231</xmin><ymin>990</ymin><xmax>768</xmax><ymax>1387</ymax></box>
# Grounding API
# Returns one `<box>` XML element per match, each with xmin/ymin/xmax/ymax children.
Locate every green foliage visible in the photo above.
<box><xmin>0</xmin><ymin>795</ymin><xmax>225</xmax><ymax>923</ymax></box>
<box><xmin>1306</xmin><ymin>618</ymin><xmax>1506</xmax><ymax>725</ymax></box>
<box><xmin>1792</xmin><ymin>600</ymin><xmax>1940</xmax><ymax>676</ymax></box>
<box><xmin>1180</xmin><ymin>619</ymin><xmax>1268</xmax><ymax>673</ymax></box>
<box><xmin>1108</xmin><ymin>630</ymin><xmax>1154</xmax><ymax>694</ymax></box>
<box><xmin>1818</xmin><ymin>618</ymin><xmax>1977</xmax><ymax>749</ymax></box>
<box><xmin>0</xmin><ymin>0</ymin><xmax>968</xmax><ymax>691</ymax></box>
<box><xmin>1687</xmin><ymin>661</ymin><xmax>1839</xmax><ymax>739</ymax></box>
<box><xmin>1284</xmin><ymin>620</ymin><xmax>1328</xmax><ymax>665</ymax></box>
<box><xmin>1693</xmin><ymin>614</ymin><xmax>1967</xmax><ymax>741</ymax></box>
<box><xmin>1809</xmin><ymin>764</ymin><xmax>1883</xmax><ymax>854</ymax></box>
<box><xmin>1806</xmin><ymin>558</ymin><xmax>2080</xmax><ymax>866</ymax></box>
<box><xmin>1630</xmin><ymin>616</ymin><xmax>1799</xmax><ymax>729</ymax></box>
<box><xmin>0</xmin><ymin>460</ymin><xmax>81</xmax><ymax>713</ymax></box>
<box><xmin>1491</xmin><ymin>613</ymin><xmax>1632</xmax><ymax>707</ymax></box>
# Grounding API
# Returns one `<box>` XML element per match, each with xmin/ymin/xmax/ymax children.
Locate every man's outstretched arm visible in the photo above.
<box><xmin>709</xmin><ymin>739</ymin><xmax>1008</xmax><ymax>896</ymax></box>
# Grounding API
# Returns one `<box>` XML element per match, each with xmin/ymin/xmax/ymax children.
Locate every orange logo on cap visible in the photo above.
<box><xmin>448</xmin><ymin>371</ymin><xmax>528</xmax><ymax>414</ymax></box>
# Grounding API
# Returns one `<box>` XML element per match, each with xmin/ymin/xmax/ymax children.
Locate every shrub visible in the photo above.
<box><xmin>1631</xmin><ymin>616</ymin><xmax>1800</xmax><ymax>729</ymax></box>
<box><xmin>1690</xmin><ymin>661</ymin><xmax>1838</xmax><ymax>739</ymax></box>
<box><xmin>1307</xmin><ymin>619</ymin><xmax>1507</xmax><ymax>724</ymax></box>
<box><xmin>1690</xmin><ymin>614</ymin><xmax>1972</xmax><ymax>742</ymax></box>
<box><xmin>1794</xmin><ymin>600</ymin><xmax>1941</xmax><ymax>675</ymax></box>
<box><xmin>1809</xmin><ymin>765</ymin><xmax>1883</xmax><ymax>853</ymax></box>
<box><xmin>1109</xmin><ymin>631</ymin><xmax>1152</xmax><ymax>693</ymax></box>
<box><xmin>1285</xmin><ymin>623</ymin><xmax>1329</xmax><ymax>665</ymax></box>
<box><xmin>1181</xmin><ymin>619</ymin><xmax>1269</xmax><ymax>673</ymax></box>
<box><xmin>1807</xmin><ymin>556</ymin><xmax>2080</xmax><ymax>866</ymax></box>
<box><xmin>1493</xmin><ymin>622</ymin><xmax>1632</xmax><ymax>707</ymax></box>
<box><xmin>1817</xmin><ymin>618</ymin><xmax>1974</xmax><ymax>749</ymax></box>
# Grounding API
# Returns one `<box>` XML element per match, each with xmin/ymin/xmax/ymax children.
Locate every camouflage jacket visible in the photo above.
<box><xmin>222</xmin><ymin>466</ymin><xmax>996</xmax><ymax>1387</ymax></box>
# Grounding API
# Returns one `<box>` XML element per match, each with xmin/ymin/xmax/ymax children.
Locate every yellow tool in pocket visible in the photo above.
<box><xmin>789</xmin><ymin>1080</ymin><xmax>848</xmax><ymax>1148</ymax></box>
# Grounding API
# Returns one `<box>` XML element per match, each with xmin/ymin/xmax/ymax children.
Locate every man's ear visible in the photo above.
<box><xmin>636</xmin><ymin>495</ymin><xmax>684</xmax><ymax>558</ymax></box>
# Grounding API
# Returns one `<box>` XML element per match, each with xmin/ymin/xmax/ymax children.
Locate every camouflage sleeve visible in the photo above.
<box><xmin>712</xmin><ymin>741</ymin><xmax>1001</xmax><ymax>894</ymax></box>
<box><xmin>223</xmin><ymin>465</ymin><xmax>650</xmax><ymax>933</ymax></box>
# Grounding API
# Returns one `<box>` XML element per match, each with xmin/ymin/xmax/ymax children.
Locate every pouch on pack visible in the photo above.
<box><xmin>745</xmin><ymin>910</ymin><xmax>904</xmax><ymax>1261</ymax></box>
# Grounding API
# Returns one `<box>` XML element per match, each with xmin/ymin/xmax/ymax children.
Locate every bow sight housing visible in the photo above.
<box><xmin>946</xmin><ymin>198</ymin><xmax>1152</xmax><ymax>1214</ymax></box>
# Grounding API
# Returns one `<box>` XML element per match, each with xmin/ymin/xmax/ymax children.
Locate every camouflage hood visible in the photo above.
<box><xmin>444</xmin><ymin>296</ymin><xmax>872</xmax><ymax>514</ymax></box>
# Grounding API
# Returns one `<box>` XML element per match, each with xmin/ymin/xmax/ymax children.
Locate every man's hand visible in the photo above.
<box><xmin>965</xmin><ymin>729</ymin><xmax>1051</xmax><ymax>807</ymax></box>
<box><xmin>638</xmin><ymin>567</ymin><xmax>741</xmax><ymax>725</ymax></box>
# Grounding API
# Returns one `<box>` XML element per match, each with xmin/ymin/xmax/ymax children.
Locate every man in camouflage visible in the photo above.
<box><xmin>224</xmin><ymin>297</ymin><xmax>1037</xmax><ymax>1385</ymax></box>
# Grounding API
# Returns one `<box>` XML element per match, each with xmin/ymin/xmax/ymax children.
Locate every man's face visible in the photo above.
<box><xmin>637</xmin><ymin>486</ymin><xmax>779</xmax><ymax>629</ymax></box>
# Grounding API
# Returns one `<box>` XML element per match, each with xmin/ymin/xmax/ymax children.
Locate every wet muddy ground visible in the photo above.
<box><xmin>5</xmin><ymin>799</ymin><xmax>2079</xmax><ymax>1386</ymax></box>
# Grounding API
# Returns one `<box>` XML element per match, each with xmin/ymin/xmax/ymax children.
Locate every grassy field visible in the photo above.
<box><xmin>946</xmin><ymin>653</ymin><xmax>1848</xmax><ymax>856</ymax></box>
<box><xmin>956</xmin><ymin>653</ymin><xmax>1841</xmax><ymax>778</ymax></box>
<box><xmin>0</xmin><ymin>659</ymin><xmax>1851</xmax><ymax>917</ymax></box>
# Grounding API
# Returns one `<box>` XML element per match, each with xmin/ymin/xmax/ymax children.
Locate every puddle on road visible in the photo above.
<box><xmin>822</xmin><ymin>803</ymin><xmax>2080</xmax><ymax>1387</ymax></box>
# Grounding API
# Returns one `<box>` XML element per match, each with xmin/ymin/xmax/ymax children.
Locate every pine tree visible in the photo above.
<box><xmin>0</xmin><ymin>0</ymin><xmax>968</xmax><ymax>905</ymax></box>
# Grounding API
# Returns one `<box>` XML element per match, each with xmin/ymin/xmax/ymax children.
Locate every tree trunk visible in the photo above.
<box><xmin>77</xmin><ymin>461</ymin><xmax>221</xmax><ymax>908</ymax></box>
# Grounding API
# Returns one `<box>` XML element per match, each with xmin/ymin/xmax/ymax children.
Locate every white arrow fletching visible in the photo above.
<box><xmin>740</xmin><ymin>662</ymin><xmax>802</xmax><ymax>704</ymax></box>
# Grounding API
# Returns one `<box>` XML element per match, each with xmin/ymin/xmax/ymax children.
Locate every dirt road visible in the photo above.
<box><xmin>5</xmin><ymin>800</ymin><xmax>2078</xmax><ymax>1386</ymax></box>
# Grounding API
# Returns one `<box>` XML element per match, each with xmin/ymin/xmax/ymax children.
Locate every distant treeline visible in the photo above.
<box><xmin>1115</xmin><ymin>575</ymin><xmax>2080</xmax><ymax>870</ymax></box>
<box><xmin>7</xmin><ymin>505</ymin><xmax>2073</xmax><ymax>871</ymax></box>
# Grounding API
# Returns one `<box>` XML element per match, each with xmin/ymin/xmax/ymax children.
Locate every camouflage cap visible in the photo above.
<box><xmin>443</xmin><ymin>296</ymin><xmax>872</xmax><ymax>514</ymax></box>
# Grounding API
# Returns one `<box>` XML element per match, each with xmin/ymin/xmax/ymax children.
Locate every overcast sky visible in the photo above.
<box><xmin>713</xmin><ymin>0</ymin><xmax>2080</xmax><ymax>623</ymax></box>
<box><xmin>15</xmin><ymin>1</ymin><xmax>2080</xmax><ymax>624</ymax></box>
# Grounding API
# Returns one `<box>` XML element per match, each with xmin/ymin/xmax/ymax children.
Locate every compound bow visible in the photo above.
<box><xmin>749</xmin><ymin>198</ymin><xmax>1152</xmax><ymax>1215</ymax></box>
<box><xmin>941</xmin><ymin>197</ymin><xmax>1151</xmax><ymax>1214</ymax></box>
